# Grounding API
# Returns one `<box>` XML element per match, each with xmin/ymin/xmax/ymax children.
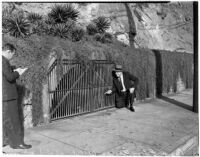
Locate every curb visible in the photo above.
<box><xmin>168</xmin><ymin>135</ymin><xmax>198</xmax><ymax>156</ymax></box>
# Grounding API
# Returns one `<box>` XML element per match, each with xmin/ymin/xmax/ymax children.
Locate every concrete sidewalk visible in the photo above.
<box><xmin>3</xmin><ymin>89</ymin><xmax>199</xmax><ymax>155</ymax></box>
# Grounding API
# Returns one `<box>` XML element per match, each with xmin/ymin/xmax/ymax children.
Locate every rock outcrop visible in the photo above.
<box><xmin>3</xmin><ymin>2</ymin><xmax>193</xmax><ymax>53</ymax></box>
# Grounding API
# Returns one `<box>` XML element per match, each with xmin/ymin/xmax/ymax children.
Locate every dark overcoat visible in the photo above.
<box><xmin>2</xmin><ymin>56</ymin><xmax>19</xmax><ymax>101</ymax></box>
<box><xmin>2</xmin><ymin>56</ymin><xmax>23</xmax><ymax>147</ymax></box>
<box><xmin>112</xmin><ymin>71</ymin><xmax>139</xmax><ymax>108</ymax></box>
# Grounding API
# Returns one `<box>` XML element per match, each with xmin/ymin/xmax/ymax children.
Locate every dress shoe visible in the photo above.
<box><xmin>130</xmin><ymin>106</ymin><xmax>135</xmax><ymax>112</ymax></box>
<box><xmin>12</xmin><ymin>144</ymin><xmax>32</xmax><ymax>149</ymax></box>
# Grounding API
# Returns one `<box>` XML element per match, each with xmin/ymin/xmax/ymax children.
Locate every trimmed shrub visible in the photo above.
<box><xmin>153</xmin><ymin>50</ymin><xmax>193</xmax><ymax>94</ymax></box>
<box><xmin>2</xmin><ymin>33</ymin><xmax>193</xmax><ymax>126</ymax></box>
<box><xmin>103</xmin><ymin>45</ymin><xmax>156</xmax><ymax>99</ymax></box>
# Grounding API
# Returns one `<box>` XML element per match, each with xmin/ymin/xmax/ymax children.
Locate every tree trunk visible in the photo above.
<box><xmin>124</xmin><ymin>3</ymin><xmax>137</xmax><ymax>47</ymax></box>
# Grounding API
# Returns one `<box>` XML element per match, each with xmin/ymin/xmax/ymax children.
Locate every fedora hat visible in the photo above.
<box><xmin>113</xmin><ymin>64</ymin><xmax>123</xmax><ymax>72</ymax></box>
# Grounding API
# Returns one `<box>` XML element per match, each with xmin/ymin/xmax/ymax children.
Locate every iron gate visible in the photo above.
<box><xmin>48</xmin><ymin>59</ymin><xmax>115</xmax><ymax>121</ymax></box>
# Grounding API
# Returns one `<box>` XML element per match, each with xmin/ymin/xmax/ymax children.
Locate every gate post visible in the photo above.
<box><xmin>42</xmin><ymin>83</ymin><xmax>51</xmax><ymax>123</ymax></box>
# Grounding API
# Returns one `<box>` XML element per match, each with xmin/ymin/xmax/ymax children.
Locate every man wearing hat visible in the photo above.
<box><xmin>105</xmin><ymin>65</ymin><xmax>139</xmax><ymax>112</ymax></box>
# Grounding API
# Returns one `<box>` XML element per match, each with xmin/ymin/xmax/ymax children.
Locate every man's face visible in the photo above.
<box><xmin>7</xmin><ymin>50</ymin><xmax>15</xmax><ymax>60</ymax></box>
<box><xmin>115</xmin><ymin>71</ymin><xmax>122</xmax><ymax>77</ymax></box>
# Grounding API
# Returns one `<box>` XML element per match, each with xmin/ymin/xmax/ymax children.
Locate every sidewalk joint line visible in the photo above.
<box><xmin>36</xmin><ymin>132</ymin><xmax>95</xmax><ymax>154</ymax></box>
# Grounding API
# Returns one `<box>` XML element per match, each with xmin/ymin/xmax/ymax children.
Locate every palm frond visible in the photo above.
<box><xmin>48</xmin><ymin>4</ymin><xmax>79</xmax><ymax>24</ymax></box>
<box><xmin>71</xmin><ymin>27</ymin><xmax>85</xmax><ymax>41</ymax></box>
<box><xmin>93</xmin><ymin>16</ymin><xmax>110</xmax><ymax>33</ymax></box>
<box><xmin>4</xmin><ymin>14</ymin><xmax>30</xmax><ymax>37</ymax></box>
<box><xmin>86</xmin><ymin>23</ymin><xmax>98</xmax><ymax>35</ymax></box>
<box><xmin>27</xmin><ymin>12</ymin><xmax>43</xmax><ymax>23</ymax></box>
<box><xmin>51</xmin><ymin>22</ymin><xmax>74</xmax><ymax>38</ymax></box>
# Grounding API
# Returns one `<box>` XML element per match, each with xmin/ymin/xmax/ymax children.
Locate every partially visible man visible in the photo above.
<box><xmin>105</xmin><ymin>65</ymin><xmax>139</xmax><ymax>112</ymax></box>
<box><xmin>2</xmin><ymin>43</ymin><xmax>31</xmax><ymax>149</ymax></box>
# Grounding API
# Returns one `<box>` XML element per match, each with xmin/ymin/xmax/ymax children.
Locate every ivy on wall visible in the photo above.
<box><xmin>3</xmin><ymin>34</ymin><xmax>193</xmax><ymax>126</ymax></box>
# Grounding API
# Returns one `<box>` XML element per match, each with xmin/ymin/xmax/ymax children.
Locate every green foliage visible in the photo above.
<box><xmin>158</xmin><ymin>51</ymin><xmax>193</xmax><ymax>93</ymax></box>
<box><xmin>93</xmin><ymin>16</ymin><xmax>110</xmax><ymax>33</ymax></box>
<box><xmin>87</xmin><ymin>16</ymin><xmax>110</xmax><ymax>36</ymax></box>
<box><xmin>71</xmin><ymin>27</ymin><xmax>85</xmax><ymax>42</ymax></box>
<box><xmin>3</xmin><ymin>33</ymin><xmax>193</xmax><ymax>126</ymax></box>
<box><xmin>27</xmin><ymin>12</ymin><xmax>43</xmax><ymax>23</ymax></box>
<box><xmin>103</xmin><ymin>44</ymin><xmax>193</xmax><ymax>99</ymax></box>
<box><xmin>3</xmin><ymin>13</ymin><xmax>30</xmax><ymax>38</ymax></box>
<box><xmin>86</xmin><ymin>16</ymin><xmax>112</xmax><ymax>43</ymax></box>
<box><xmin>2</xmin><ymin>5</ymin><xmax>12</xmax><ymax>34</ymax></box>
<box><xmin>3</xmin><ymin>34</ymin><xmax>52</xmax><ymax>126</ymax></box>
<box><xmin>48</xmin><ymin>4</ymin><xmax>79</xmax><ymax>24</ymax></box>
<box><xmin>27</xmin><ymin>13</ymin><xmax>44</xmax><ymax>35</ymax></box>
<box><xmin>94</xmin><ymin>33</ymin><xmax>103</xmax><ymax>42</ymax></box>
<box><xmin>94</xmin><ymin>32</ymin><xmax>113</xmax><ymax>43</ymax></box>
<box><xmin>104</xmin><ymin>32</ymin><xmax>113</xmax><ymax>41</ymax></box>
<box><xmin>2</xmin><ymin>4</ymin><xmax>88</xmax><ymax>42</ymax></box>
<box><xmin>44</xmin><ymin>16</ymin><xmax>56</xmax><ymax>25</ymax></box>
<box><xmin>50</xmin><ymin>22</ymin><xmax>74</xmax><ymax>38</ymax></box>
<box><xmin>86</xmin><ymin>23</ymin><xmax>98</xmax><ymax>35</ymax></box>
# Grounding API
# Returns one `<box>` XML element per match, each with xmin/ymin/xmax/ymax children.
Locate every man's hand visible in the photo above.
<box><xmin>129</xmin><ymin>87</ymin><xmax>135</xmax><ymax>93</ymax></box>
<box><xmin>104</xmin><ymin>90</ymin><xmax>112</xmax><ymax>95</ymax></box>
<box><xmin>121</xmin><ymin>89</ymin><xmax>126</xmax><ymax>92</ymax></box>
<box><xmin>14</xmin><ymin>68</ymin><xmax>28</xmax><ymax>75</ymax></box>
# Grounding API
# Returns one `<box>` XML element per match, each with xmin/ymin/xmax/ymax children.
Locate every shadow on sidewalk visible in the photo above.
<box><xmin>158</xmin><ymin>95</ymin><xmax>193</xmax><ymax>111</ymax></box>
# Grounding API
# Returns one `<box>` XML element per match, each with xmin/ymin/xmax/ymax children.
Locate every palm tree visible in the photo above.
<box><xmin>3</xmin><ymin>14</ymin><xmax>30</xmax><ymax>37</ymax></box>
<box><xmin>93</xmin><ymin>16</ymin><xmax>110</xmax><ymax>33</ymax></box>
<box><xmin>48</xmin><ymin>4</ymin><xmax>79</xmax><ymax>24</ymax></box>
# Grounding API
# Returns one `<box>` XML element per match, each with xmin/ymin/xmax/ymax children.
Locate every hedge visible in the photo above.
<box><xmin>153</xmin><ymin>49</ymin><xmax>193</xmax><ymax>95</ymax></box>
<box><xmin>2</xmin><ymin>34</ymin><xmax>193</xmax><ymax>126</ymax></box>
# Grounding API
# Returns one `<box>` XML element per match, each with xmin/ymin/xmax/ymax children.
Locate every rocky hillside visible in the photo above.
<box><xmin>3</xmin><ymin>2</ymin><xmax>193</xmax><ymax>53</ymax></box>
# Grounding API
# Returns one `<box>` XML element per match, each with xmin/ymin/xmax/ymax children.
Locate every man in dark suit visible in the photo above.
<box><xmin>2</xmin><ymin>43</ymin><xmax>31</xmax><ymax>149</ymax></box>
<box><xmin>105</xmin><ymin>65</ymin><xmax>139</xmax><ymax>112</ymax></box>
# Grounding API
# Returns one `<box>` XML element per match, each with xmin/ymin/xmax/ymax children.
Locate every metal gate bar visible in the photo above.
<box><xmin>48</xmin><ymin>60</ymin><xmax>115</xmax><ymax>121</ymax></box>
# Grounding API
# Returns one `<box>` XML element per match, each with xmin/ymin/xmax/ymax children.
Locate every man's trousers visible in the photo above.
<box><xmin>3</xmin><ymin>99</ymin><xmax>23</xmax><ymax>147</ymax></box>
<box><xmin>115</xmin><ymin>91</ymin><xmax>135</xmax><ymax>108</ymax></box>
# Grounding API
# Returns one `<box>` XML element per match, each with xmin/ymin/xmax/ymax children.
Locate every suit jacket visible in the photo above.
<box><xmin>112</xmin><ymin>71</ymin><xmax>139</xmax><ymax>95</ymax></box>
<box><xmin>2</xmin><ymin>56</ymin><xmax>19</xmax><ymax>101</ymax></box>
